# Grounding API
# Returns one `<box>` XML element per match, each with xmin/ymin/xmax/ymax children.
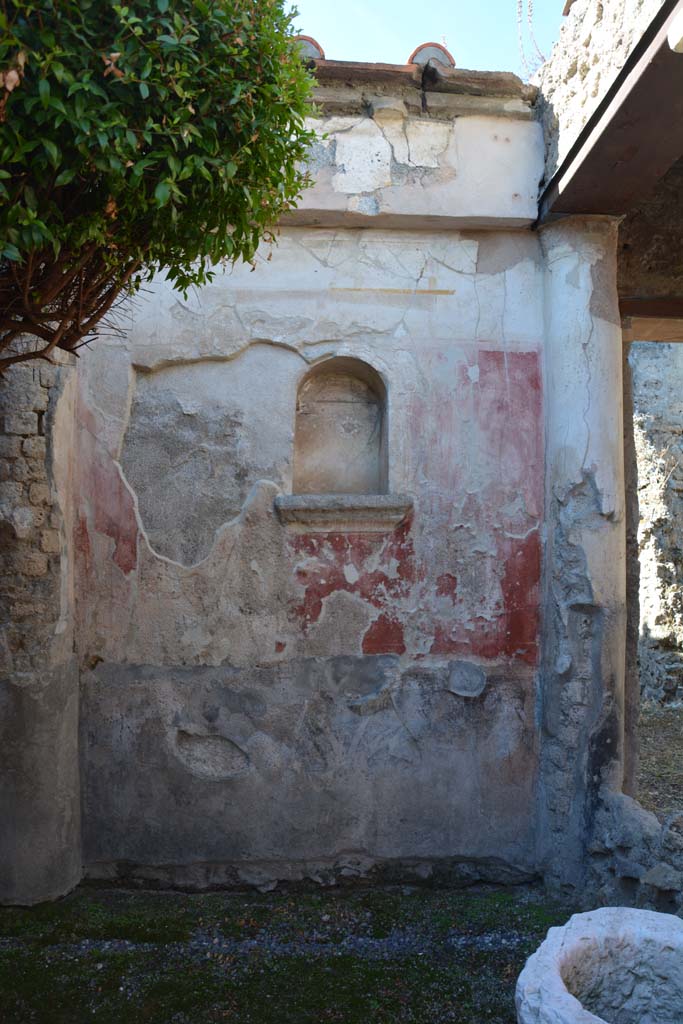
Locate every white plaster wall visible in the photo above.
<box><xmin>67</xmin><ymin>97</ymin><xmax>599</xmax><ymax>892</ymax></box>
<box><xmin>295</xmin><ymin>110</ymin><xmax>544</xmax><ymax>228</ymax></box>
<box><xmin>538</xmin><ymin>217</ymin><xmax>626</xmax><ymax>890</ymax></box>
<box><xmin>75</xmin><ymin>223</ymin><xmax>547</xmax><ymax>887</ymax></box>
<box><xmin>77</xmin><ymin>227</ymin><xmax>546</xmax><ymax>665</ymax></box>
<box><xmin>541</xmin><ymin>219</ymin><xmax>624</xmax><ymax>519</ymax></box>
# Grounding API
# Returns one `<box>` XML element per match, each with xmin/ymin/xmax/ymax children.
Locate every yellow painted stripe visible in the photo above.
<box><xmin>329</xmin><ymin>287</ymin><xmax>455</xmax><ymax>296</ymax></box>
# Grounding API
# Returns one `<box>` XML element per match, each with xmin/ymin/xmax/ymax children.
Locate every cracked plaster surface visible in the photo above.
<box><xmin>70</xmin><ymin>102</ymin><xmax>547</xmax><ymax>886</ymax></box>
<box><xmin>111</xmin><ymin>229</ymin><xmax>543</xmax><ymax>373</ymax></box>
<box><xmin>75</xmin><ymin>228</ymin><xmax>545</xmax><ymax>673</ymax></box>
<box><xmin>2</xmin><ymin>48</ymin><xmax>670</xmax><ymax>905</ymax></box>
<box><xmin>74</xmin><ymin>220</ymin><xmax>545</xmax><ymax>894</ymax></box>
<box><xmin>81</xmin><ymin>656</ymin><xmax>537</xmax><ymax>884</ymax></box>
<box><xmin>538</xmin><ymin>218</ymin><xmax>628</xmax><ymax>896</ymax></box>
<box><xmin>295</xmin><ymin>111</ymin><xmax>543</xmax><ymax>227</ymax></box>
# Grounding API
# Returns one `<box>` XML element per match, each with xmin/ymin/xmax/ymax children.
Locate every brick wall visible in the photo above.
<box><xmin>0</xmin><ymin>355</ymin><xmax>82</xmax><ymax>905</ymax></box>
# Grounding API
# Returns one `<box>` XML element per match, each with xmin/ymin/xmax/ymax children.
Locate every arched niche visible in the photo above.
<box><xmin>293</xmin><ymin>357</ymin><xmax>388</xmax><ymax>495</ymax></box>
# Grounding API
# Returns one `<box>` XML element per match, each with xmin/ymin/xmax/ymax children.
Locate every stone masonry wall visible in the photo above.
<box><xmin>535</xmin><ymin>0</ymin><xmax>665</xmax><ymax>183</ymax></box>
<box><xmin>0</xmin><ymin>355</ymin><xmax>81</xmax><ymax>904</ymax></box>
<box><xmin>630</xmin><ymin>342</ymin><xmax>683</xmax><ymax>703</ymax></box>
<box><xmin>1</xmin><ymin>361</ymin><xmax>66</xmax><ymax>669</ymax></box>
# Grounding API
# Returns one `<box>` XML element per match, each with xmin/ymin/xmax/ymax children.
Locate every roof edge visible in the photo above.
<box><xmin>309</xmin><ymin>59</ymin><xmax>537</xmax><ymax>104</ymax></box>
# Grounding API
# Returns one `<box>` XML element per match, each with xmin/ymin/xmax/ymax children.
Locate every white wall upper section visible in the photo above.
<box><xmin>288</xmin><ymin>111</ymin><xmax>544</xmax><ymax>230</ymax></box>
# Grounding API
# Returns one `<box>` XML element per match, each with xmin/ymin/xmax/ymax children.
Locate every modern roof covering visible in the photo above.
<box><xmin>540</xmin><ymin>0</ymin><xmax>683</xmax><ymax>220</ymax></box>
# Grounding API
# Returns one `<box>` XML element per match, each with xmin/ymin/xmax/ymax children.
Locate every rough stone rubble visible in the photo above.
<box><xmin>630</xmin><ymin>342</ymin><xmax>683</xmax><ymax>703</ymax></box>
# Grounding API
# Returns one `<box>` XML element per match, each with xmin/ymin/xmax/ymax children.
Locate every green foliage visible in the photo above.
<box><xmin>0</xmin><ymin>0</ymin><xmax>315</xmax><ymax>366</ymax></box>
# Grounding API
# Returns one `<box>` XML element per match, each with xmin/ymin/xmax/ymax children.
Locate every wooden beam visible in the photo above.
<box><xmin>629</xmin><ymin>317</ymin><xmax>683</xmax><ymax>342</ymax></box>
<box><xmin>540</xmin><ymin>0</ymin><xmax>683</xmax><ymax>219</ymax></box>
<box><xmin>620</xmin><ymin>296</ymin><xmax>683</xmax><ymax>318</ymax></box>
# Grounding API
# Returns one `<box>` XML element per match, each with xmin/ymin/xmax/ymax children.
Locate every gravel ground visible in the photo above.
<box><xmin>0</xmin><ymin>883</ymin><xmax>574</xmax><ymax>1024</ymax></box>
<box><xmin>638</xmin><ymin>700</ymin><xmax>683</xmax><ymax>821</ymax></box>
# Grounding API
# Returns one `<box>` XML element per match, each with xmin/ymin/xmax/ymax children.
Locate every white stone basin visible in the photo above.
<box><xmin>516</xmin><ymin>907</ymin><xmax>683</xmax><ymax>1024</ymax></box>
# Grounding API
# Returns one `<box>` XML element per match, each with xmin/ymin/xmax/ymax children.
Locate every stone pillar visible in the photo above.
<box><xmin>621</xmin><ymin>318</ymin><xmax>640</xmax><ymax>797</ymax></box>
<box><xmin>538</xmin><ymin>217</ymin><xmax>626</xmax><ymax>892</ymax></box>
<box><xmin>0</xmin><ymin>356</ymin><xmax>81</xmax><ymax>904</ymax></box>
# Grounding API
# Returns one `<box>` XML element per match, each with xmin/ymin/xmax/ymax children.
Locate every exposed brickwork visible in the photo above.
<box><xmin>0</xmin><ymin>361</ymin><xmax>69</xmax><ymax>680</ymax></box>
<box><xmin>0</xmin><ymin>355</ymin><xmax>82</xmax><ymax>905</ymax></box>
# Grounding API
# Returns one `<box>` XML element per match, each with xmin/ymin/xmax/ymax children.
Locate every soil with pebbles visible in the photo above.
<box><xmin>0</xmin><ymin>883</ymin><xmax>574</xmax><ymax>1024</ymax></box>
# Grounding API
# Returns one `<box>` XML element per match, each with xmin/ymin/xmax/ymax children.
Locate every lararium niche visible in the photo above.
<box><xmin>275</xmin><ymin>356</ymin><xmax>412</xmax><ymax>530</ymax></box>
<box><xmin>293</xmin><ymin>357</ymin><xmax>387</xmax><ymax>495</ymax></box>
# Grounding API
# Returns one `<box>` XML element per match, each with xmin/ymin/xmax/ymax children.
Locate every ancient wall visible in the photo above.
<box><xmin>530</xmin><ymin>0</ymin><xmax>683</xmax><ymax>914</ymax></box>
<box><xmin>533</xmin><ymin>227</ymin><xmax>683</xmax><ymax>915</ymax></box>
<box><xmin>0</xmin><ymin>56</ymin><xmax>644</xmax><ymax>904</ymax></box>
<box><xmin>0</xmin><ymin>355</ymin><xmax>81</xmax><ymax>904</ymax></box>
<box><xmin>535</xmin><ymin>0</ymin><xmax>665</xmax><ymax>183</ymax></box>
<box><xmin>71</xmin><ymin>87</ymin><xmax>551</xmax><ymax>890</ymax></box>
<box><xmin>536</xmin><ymin>217</ymin><xmax>627</xmax><ymax>892</ymax></box>
<box><xmin>76</xmin><ymin>225</ymin><xmax>545</xmax><ymax>889</ymax></box>
<box><xmin>630</xmin><ymin>342</ymin><xmax>683</xmax><ymax>703</ymax></box>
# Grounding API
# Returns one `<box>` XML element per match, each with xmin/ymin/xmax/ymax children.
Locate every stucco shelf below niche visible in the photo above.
<box><xmin>274</xmin><ymin>493</ymin><xmax>414</xmax><ymax>532</ymax></box>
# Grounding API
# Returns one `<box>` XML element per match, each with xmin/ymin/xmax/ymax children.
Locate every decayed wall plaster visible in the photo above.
<box><xmin>75</xmin><ymin>221</ymin><xmax>546</xmax><ymax>887</ymax></box>
<box><xmin>537</xmin><ymin>217</ymin><xmax>627</xmax><ymax>893</ymax></box>
<box><xmin>0</xmin><ymin>85</ymin><xmax>556</xmax><ymax>901</ymax></box>
<box><xmin>295</xmin><ymin>108</ymin><xmax>543</xmax><ymax>228</ymax></box>
<box><xmin>65</xmin><ymin>100</ymin><xmax>545</xmax><ymax>890</ymax></box>
<box><xmin>0</xmin><ymin>59</ymin><xmax>659</xmax><ymax>906</ymax></box>
<box><xmin>293</xmin><ymin>361</ymin><xmax>386</xmax><ymax>496</ymax></box>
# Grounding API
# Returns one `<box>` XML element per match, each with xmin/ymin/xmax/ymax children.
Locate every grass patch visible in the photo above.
<box><xmin>0</xmin><ymin>891</ymin><xmax>198</xmax><ymax>945</ymax></box>
<box><xmin>0</xmin><ymin>884</ymin><xmax>572</xmax><ymax>1024</ymax></box>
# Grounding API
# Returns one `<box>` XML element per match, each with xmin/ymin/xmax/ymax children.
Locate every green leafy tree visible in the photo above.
<box><xmin>0</xmin><ymin>0</ymin><xmax>315</xmax><ymax>371</ymax></box>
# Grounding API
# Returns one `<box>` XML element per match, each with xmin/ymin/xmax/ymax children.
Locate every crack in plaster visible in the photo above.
<box><xmin>131</xmin><ymin>337</ymin><xmax>308</xmax><ymax>375</ymax></box>
<box><xmin>580</xmin><ymin>314</ymin><xmax>596</xmax><ymax>476</ymax></box>
<box><xmin>392</xmin><ymin>255</ymin><xmax>429</xmax><ymax>340</ymax></box>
